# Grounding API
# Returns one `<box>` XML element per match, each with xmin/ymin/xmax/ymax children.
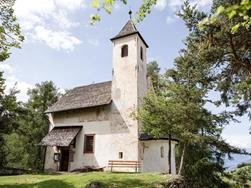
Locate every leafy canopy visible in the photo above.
<box><xmin>0</xmin><ymin>0</ymin><xmax>24</xmax><ymax>62</ymax></box>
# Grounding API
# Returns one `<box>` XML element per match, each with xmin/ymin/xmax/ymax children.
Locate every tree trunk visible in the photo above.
<box><xmin>178</xmin><ymin>144</ymin><xmax>186</xmax><ymax>175</ymax></box>
<box><xmin>168</xmin><ymin>134</ymin><xmax>172</xmax><ymax>174</ymax></box>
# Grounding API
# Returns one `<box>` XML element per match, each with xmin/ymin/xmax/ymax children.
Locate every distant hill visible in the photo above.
<box><xmin>225</xmin><ymin>148</ymin><xmax>251</xmax><ymax>171</ymax></box>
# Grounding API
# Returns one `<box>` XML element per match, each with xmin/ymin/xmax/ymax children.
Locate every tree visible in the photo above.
<box><xmin>90</xmin><ymin>0</ymin><xmax>157</xmax><ymax>24</ymax></box>
<box><xmin>0</xmin><ymin>0</ymin><xmax>24</xmax><ymax>169</ymax></box>
<box><xmin>231</xmin><ymin>164</ymin><xmax>251</xmax><ymax>186</ymax></box>
<box><xmin>0</xmin><ymin>75</ymin><xmax>24</xmax><ymax>168</ymax></box>
<box><xmin>24</xmin><ymin>81</ymin><xmax>60</xmax><ymax>170</ymax></box>
<box><xmin>4</xmin><ymin>81</ymin><xmax>60</xmax><ymax>170</ymax></box>
<box><xmin>200</xmin><ymin>0</ymin><xmax>251</xmax><ymax>33</ymax></box>
<box><xmin>147</xmin><ymin>61</ymin><xmax>160</xmax><ymax>92</ymax></box>
<box><xmin>0</xmin><ymin>0</ymin><xmax>24</xmax><ymax>62</ymax></box>
<box><xmin>178</xmin><ymin>0</ymin><xmax>251</xmax><ymax>122</ymax></box>
<box><xmin>137</xmin><ymin>57</ymin><xmax>243</xmax><ymax>187</ymax></box>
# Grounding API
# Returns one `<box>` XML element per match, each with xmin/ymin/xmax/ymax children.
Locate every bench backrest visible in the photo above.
<box><xmin>108</xmin><ymin>160</ymin><xmax>140</xmax><ymax>167</ymax></box>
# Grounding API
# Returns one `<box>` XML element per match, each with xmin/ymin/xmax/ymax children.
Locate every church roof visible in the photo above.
<box><xmin>39</xmin><ymin>126</ymin><xmax>82</xmax><ymax>147</ymax></box>
<box><xmin>45</xmin><ymin>81</ymin><xmax>112</xmax><ymax>113</ymax></box>
<box><xmin>111</xmin><ymin>20</ymin><xmax>149</xmax><ymax>48</ymax></box>
<box><xmin>139</xmin><ymin>133</ymin><xmax>179</xmax><ymax>142</ymax></box>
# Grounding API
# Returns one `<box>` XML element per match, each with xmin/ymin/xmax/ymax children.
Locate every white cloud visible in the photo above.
<box><xmin>14</xmin><ymin>0</ymin><xmax>85</xmax><ymax>51</ymax></box>
<box><xmin>223</xmin><ymin>135</ymin><xmax>251</xmax><ymax>149</ymax></box>
<box><xmin>154</xmin><ymin>0</ymin><xmax>211</xmax><ymax>12</ymax></box>
<box><xmin>34</xmin><ymin>26</ymin><xmax>81</xmax><ymax>51</ymax></box>
<box><xmin>155</xmin><ymin>0</ymin><xmax>167</xmax><ymax>11</ymax></box>
<box><xmin>167</xmin><ymin>0</ymin><xmax>212</xmax><ymax>11</ymax></box>
<box><xmin>162</xmin><ymin>0</ymin><xmax>212</xmax><ymax>24</ymax></box>
<box><xmin>0</xmin><ymin>63</ymin><xmax>34</xmax><ymax>102</ymax></box>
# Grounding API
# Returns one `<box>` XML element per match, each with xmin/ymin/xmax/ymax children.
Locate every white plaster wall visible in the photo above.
<box><xmin>111</xmin><ymin>35</ymin><xmax>140</xmax><ymax>163</ymax></box>
<box><xmin>136</xmin><ymin>35</ymin><xmax>148</xmax><ymax>105</ymax></box>
<box><xmin>44</xmin><ymin>146</ymin><xmax>59</xmax><ymax>171</ymax></box>
<box><xmin>111</xmin><ymin>34</ymin><xmax>148</xmax><ymax>164</ymax></box>
<box><xmin>69</xmin><ymin>120</ymin><xmax>113</xmax><ymax>171</ymax></box>
<box><xmin>140</xmin><ymin>140</ymin><xmax>177</xmax><ymax>174</ymax></box>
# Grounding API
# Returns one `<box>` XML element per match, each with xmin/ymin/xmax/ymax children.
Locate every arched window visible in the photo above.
<box><xmin>121</xmin><ymin>45</ymin><xmax>128</xmax><ymax>57</ymax></box>
<box><xmin>140</xmin><ymin>47</ymin><xmax>143</xmax><ymax>61</ymax></box>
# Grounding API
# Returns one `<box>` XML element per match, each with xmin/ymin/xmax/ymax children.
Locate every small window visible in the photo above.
<box><xmin>140</xmin><ymin>47</ymin><xmax>143</xmax><ymax>61</ymax></box>
<box><xmin>119</xmin><ymin>152</ymin><xmax>123</xmax><ymax>159</ymax></box>
<box><xmin>160</xmin><ymin>146</ymin><xmax>164</xmax><ymax>158</ymax></box>
<box><xmin>84</xmin><ymin>135</ymin><xmax>95</xmax><ymax>153</ymax></box>
<box><xmin>121</xmin><ymin>45</ymin><xmax>128</xmax><ymax>57</ymax></box>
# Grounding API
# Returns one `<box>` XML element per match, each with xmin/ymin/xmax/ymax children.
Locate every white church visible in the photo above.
<box><xmin>40</xmin><ymin>19</ymin><xmax>178</xmax><ymax>173</ymax></box>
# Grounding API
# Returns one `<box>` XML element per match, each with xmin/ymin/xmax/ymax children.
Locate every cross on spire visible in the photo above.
<box><xmin>129</xmin><ymin>9</ymin><xmax>132</xmax><ymax>19</ymax></box>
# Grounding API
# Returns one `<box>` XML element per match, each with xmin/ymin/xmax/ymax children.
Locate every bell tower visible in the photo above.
<box><xmin>111</xmin><ymin>18</ymin><xmax>148</xmax><ymax>121</ymax></box>
<box><xmin>110</xmin><ymin>17</ymin><xmax>148</xmax><ymax>161</ymax></box>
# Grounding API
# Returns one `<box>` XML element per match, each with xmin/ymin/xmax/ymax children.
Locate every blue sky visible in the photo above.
<box><xmin>1</xmin><ymin>0</ymin><xmax>250</xmax><ymax>150</ymax></box>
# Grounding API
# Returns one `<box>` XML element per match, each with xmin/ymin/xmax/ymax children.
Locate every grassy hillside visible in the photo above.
<box><xmin>0</xmin><ymin>172</ymin><xmax>174</xmax><ymax>188</ymax></box>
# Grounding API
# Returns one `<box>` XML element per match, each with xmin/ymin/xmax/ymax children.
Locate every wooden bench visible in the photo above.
<box><xmin>108</xmin><ymin>160</ymin><xmax>141</xmax><ymax>172</ymax></box>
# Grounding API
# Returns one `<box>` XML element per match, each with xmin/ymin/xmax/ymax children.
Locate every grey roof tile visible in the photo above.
<box><xmin>46</xmin><ymin>81</ymin><xmax>112</xmax><ymax>113</ymax></box>
<box><xmin>111</xmin><ymin>20</ymin><xmax>148</xmax><ymax>48</ymax></box>
<box><xmin>39</xmin><ymin>126</ymin><xmax>82</xmax><ymax>147</ymax></box>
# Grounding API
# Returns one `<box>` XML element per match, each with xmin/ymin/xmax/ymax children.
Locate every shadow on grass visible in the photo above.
<box><xmin>0</xmin><ymin>179</ymin><xmax>74</xmax><ymax>188</ymax></box>
<box><xmin>101</xmin><ymin>178</ymin><xmax>163</xmax><ymax>188</ymax></box>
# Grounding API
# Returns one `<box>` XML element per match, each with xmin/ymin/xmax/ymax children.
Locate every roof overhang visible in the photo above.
<box><xmin>110</xmin><ymin>31</ymin><xmax>149</xmax><ymax>48</ymax></box>
<box><xmin>39</xmin><ymin>126</ymin><xmax>82</xmax><ymax>147</ymax></box>
<box><xmin>45</xmin><ymin>100</ymin><xmax>112</xmax><ymax>114</ymax></box>
<box><xmin>139</xmin><ymin>133</ymin><xmax>179</xmax><ymax>142</ymax></box>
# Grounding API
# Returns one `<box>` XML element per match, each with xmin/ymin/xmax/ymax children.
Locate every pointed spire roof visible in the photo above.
<box><xmin>111</xmin><ymin>20</ymin><xmax>148</xmax><ymax>48</ymax></box>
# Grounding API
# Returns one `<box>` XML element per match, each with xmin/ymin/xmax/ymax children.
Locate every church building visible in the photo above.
<box><xmin>40</xmin><ymin>19</ymin><xmax>178</xmax><ymax>173</ymax></box>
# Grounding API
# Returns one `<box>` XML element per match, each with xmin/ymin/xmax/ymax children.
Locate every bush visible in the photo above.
<box><xmin>231</xmin><ymin>165</ymin><xmax>251</xmax><ymax>186</ymax></box>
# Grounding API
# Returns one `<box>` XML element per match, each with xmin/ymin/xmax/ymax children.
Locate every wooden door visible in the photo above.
<box><xmin>60</xmin><ymin>149</ymin><xmax>69</xmax><ymax>171</ymax></box>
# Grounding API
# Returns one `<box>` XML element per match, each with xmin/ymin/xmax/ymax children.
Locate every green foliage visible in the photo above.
<box><xmin>0</xmin><ymin>0</ymin><xmax>24</xmax><ymax>62</ymax></box>
<box><xmin>3</xmin><ymin>133</ymin><xmax>29</xmax><ymax>169</ymax></box>
<box><xmin>136</xmin><ymin>56</ymin><xmax>241</xmax><ymax>187</ymax></box>
<box><xmin>200</xmin><ymin>0</ymin><xmax>251</xmax><ymax>33</ymax></box>
<box><xmin>0</xmin><ymin>72</ymin><xmax>24</xmax><ymax>168</ymax></box>
<box><xmin>89</xmin><ymin>0</ymin><xmax>157</xmax><ymax>24</ymax></box>
<box><xmin>3</xmin><ymin>81</ymin><xmax>61</xmax><ymax>170</ymax></box>
<box><xmin>178</xmin><ymin>0</ymin><xmax>251</xmax><ymax>123</ymax></box>
<box><xmin>147</xmin><ymin>61</ymin><xmax>160</xmax><ymax>92</ymax></box>
<box><xmin>230</xmin><ymin>165</ymin><xmax>251</xmax><ymax>186</ymax></box>
<box><xmin>237</xmin><ymin>163</ymin><xmax>251</xmax><ymax>168</ymax></box>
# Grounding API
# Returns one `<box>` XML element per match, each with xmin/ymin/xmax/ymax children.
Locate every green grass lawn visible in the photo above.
<box><xmin>0</xmin><ymin>172</ymin><xmax>174</xmax><ymax>188</ymax></box>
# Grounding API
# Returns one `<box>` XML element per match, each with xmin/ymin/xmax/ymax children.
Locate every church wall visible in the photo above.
<box><xmin>44</xmin><ymin>146</ymin><xmax>60</xmax><ymax>171</ymax></box>
<box><xmin>69</xmin><ymin>120</ymin><xmax>112</xmax><ymax>171</ymax></box>
<box><xmin>111</xmin><ymin>35</ymin><xmax>140</xmax><ymax>162</ymax></box>
<box><xmin>44</xmin><ymin>104</ymin><xmax>140</xmax><ymax>172</ymax></box>
<box><xmin>140</xmin><ymin>140</ymin><xmax>177</xmax><ymax>174</ymax></box>
<box><xmin>136</xmin><ymin>35</ymin><xmax>148</xmax><ymax>105</ymax></box>
<box><xmin>53</xmin><ymin>106</ymin><xmax>110</xmax><ymax>125</ymax></box>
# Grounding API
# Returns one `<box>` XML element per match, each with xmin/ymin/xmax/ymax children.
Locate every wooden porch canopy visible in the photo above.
<box><xmin>39</xmin><ymin>127</ymin><xmax>82</xmax><ymax>147</ymax></box>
